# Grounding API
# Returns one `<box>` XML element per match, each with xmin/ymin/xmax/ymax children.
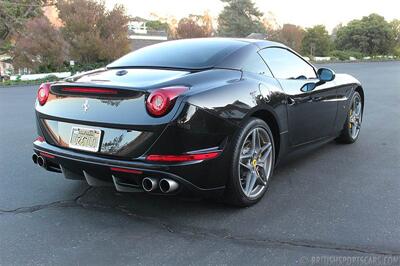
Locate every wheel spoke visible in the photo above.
<box><xmin>245</xmin><ymin>171</ymin><xmax>257</xmax><ymax>196</ymax></box>
<box><xmin>260</xmin><ymin>145</ymin><xmax>272</xmax><ymax>161</ymax></box>
<box><xmin>244</xmin><ymin>171</ymin><xmax>252</xmax><ymax>195</ymax></box>
<box><xmin>355</xmin><ymin>100</ymin><xmax>362</xmax><ymax>115</ymax></box>
<box><xmin>255</xmin><ymin>168</ymin><xmax>267</xmax><ymax>185</ymax></box>
<box><xmin>240</xmin><ymin>153</ymin><xmax>252</xmax><ymax>160</ymax></box>
<box><xmin>240</xmin><ymin>161</ymin><xmax>252</xmax><ymax>170</ymax></box>
<box><xmin>351</xmin><ymin>124</ymin><xmax>357</xmax><ymax>136</ymax></box>
<box><xmin>251</xmin><ymin>129</ymin><xmax>260</xmax><ymax>153</ymax></box>
<box><xmin>260</xmin><ymin>142</ymin><xmax>271</xmax><ymax>153</ymax></box>
<box><xmin>256</xmin><ymin>129</ymin><xmax>262</xmax><ymax>151</ymax></box>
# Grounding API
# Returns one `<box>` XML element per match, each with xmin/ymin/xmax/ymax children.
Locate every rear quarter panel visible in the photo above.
<box><xmin>186</xmin><ymin>71</ymin><xmax>288</xmax><ymax>132</ymax></box>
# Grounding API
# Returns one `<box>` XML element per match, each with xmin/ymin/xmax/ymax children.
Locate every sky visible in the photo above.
<box><xmin>104</xmin><ymin>0</ymin><xmax>399</xmax><ymax>32</ymax></box>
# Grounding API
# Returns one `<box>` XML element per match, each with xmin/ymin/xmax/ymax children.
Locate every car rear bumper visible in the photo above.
<box><xmin>33</xmin><ymin>103</ymin><xmax>241</xmax><ymax>197</ymax></box>
<box><xmin>33</xmin><ymin>141</ymin><xmax>226</xmax><ymax>197</ymax></box>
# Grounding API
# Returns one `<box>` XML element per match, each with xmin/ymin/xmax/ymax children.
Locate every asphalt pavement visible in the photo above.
<box><xmin>0</xmin><ymin>61</ymin><xmax>399</xmax><ymax>265</ymax></box>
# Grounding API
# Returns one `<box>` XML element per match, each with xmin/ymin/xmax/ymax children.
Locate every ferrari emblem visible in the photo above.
<box><xmin>82</xmin><ymin>100</ymin><xmax>89</xmax><ymax>112</ymax></box>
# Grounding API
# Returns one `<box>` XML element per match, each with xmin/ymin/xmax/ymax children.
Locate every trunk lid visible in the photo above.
<box><xmin>70</xmin><ymin>68</ymin><xmax>190</xmax><ymax>88</ymax></box>
<box><xmin>37</xmin><ymin>68</ymin><xmax>191</xmax><ymax>127</ymax></box>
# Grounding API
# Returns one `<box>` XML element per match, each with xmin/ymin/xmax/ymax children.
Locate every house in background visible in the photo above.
<box><xmin>0</xmin><ymin>54</ymin><xmax>13</xmax><ymax>79</ymax></box>
<box><xmin>128</xmin><ymin>17</ymin><xmax>168</xmax><ymax>51</ymax></box>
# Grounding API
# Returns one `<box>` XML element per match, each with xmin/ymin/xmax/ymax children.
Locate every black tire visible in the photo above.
<box><xmin>336</xmin><ymin>91</ymin><xmax>363</xmax><ymax>144</ymax></box>
<box><xmin>224</xmin><ymin>118</ymin><xmax>275</xmax><ymax>207</ymax></box>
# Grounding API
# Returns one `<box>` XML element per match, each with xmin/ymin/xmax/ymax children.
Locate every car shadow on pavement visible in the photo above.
<box><xmin>74</xmin><ymin>140</ymin><xmax>341</xmax><ymax>218</ymax></box>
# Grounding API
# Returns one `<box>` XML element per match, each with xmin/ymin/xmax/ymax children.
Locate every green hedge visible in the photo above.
<box><xmin>65</xmin><ymin>62</ymin><xmax>107</xmax><ymax>74</ymax></box>
<box><xmin>1</xmin><ymin>75</ymin><xmax>60</xmax><ymax>87</ymax></box>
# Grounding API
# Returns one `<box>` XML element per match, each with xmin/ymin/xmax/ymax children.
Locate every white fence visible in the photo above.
<box><xmin>313</xmin><ymin>57</ymin><xmax>332</xmax><ymax>61</ymax></box>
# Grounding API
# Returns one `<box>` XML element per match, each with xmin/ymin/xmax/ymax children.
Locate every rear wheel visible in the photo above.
<box><xmin>224</xmin><ymin>118</ymin><xmax>275</xmax><ymax>207</ymax></box>
<box><xmin>336</xmin><ymin>91</ymin><xmax>363</xmax><ymax>144</ymax></box>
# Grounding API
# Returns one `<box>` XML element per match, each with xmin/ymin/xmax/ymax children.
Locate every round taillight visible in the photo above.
<box><xmin>37</xmin><ymin>83</ymin><xmax>51</xmax><ymax>106</ymax></box>
<box><xmin>146</xmin><ymin>86</ymin><xmax>188</xmax><ymax>117</ymax></box>
<box><xmin>146</xmin><ymin>91</ymin><xmax>171</xmax><ymax>116</ymax></box>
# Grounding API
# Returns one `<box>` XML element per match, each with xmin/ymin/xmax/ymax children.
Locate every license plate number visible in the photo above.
<box><xmin>69</xmin><ymin>127</ymin><xmax>102</xmax><ymax>152</ymax></box>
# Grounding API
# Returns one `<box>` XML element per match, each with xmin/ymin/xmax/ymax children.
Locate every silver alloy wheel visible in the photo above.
<box><xmin>238</xmin><ymin>127</ymin><xmax>273</xmax><ymax>199</ymax></box>
<box><xmin>349</xmin><ymin>94</ymin><xmax>362</xmax><ymax>139</ymax></box>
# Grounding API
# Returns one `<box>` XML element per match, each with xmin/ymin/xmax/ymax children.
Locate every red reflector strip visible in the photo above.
<box><xmin>40</xmin><ymin>152</ymin><xmax>55</xmax><ymax>159</ymax></box>
<box><xmin>62</xmin><ymin>87</ymin><xmax>118</xmax><ymax>94</ymax></box>
<box><xmin>146</xmin><ymin>152</ymin><xmax>220</xmax><ymax>162</ymax></box>
<box><xmin>36</xmin><ymin>136</ymin><xmax>45</xmax><ymax>142</ymax></box>
<box><xmin>110</xmin><ymin>167</ymin><xmax>143</xmax><ymax>174</ymax></box>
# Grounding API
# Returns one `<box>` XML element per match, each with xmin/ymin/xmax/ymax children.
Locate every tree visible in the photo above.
<box><xmin>391</xmin><ymin>19</ymin><xmax>400</xmax><ymax>57</ymax></box>
<box><xmin>335</xmin><ymin>14</ymin><xmax>395</xmax><ymax>55</ymax></box>
<box><xmin>146</xmin><ymin>20</ymin><xmax>170</xmax><ymax>32</ymax></box>
<box><xmin>97</xmin><ymin>5</ymin><xmax>131</xmax><ymax>61</ymax></box>
<box><xmin>218</xmin><ymin>0</ymin><xmax>265</xmax><ymax>37</ymax></box>
<box><xmin>13</xmin><ymin>16</ymin><xmax>68</xmax><ymax>72</ymax></box>
<box><xmin>301</xmin><ymin>25</ymin><xmax>331</xmax><ymax>56</ymax></box>
<box><xmin>176</xmin><ymin>14</ymin><xmax>213</xmax><ymax>39</ymax></box>
<box><xmin>331</xmin><ymin>23</ymin><xmax>343</xmax><ymax>40</ymax></box>
<box><xmin>147</xmin><ymin>13</ymin><xmax>178</xmax><ymax>39</ymax></box>
<box><xmin>391</xmin><ymin>19</ymin><xmax>400</xmax><ymax>45</ymax></box>
<box><xmin>57</xmin><ymin>0</ymin><xmax>130</xmax><ymax>64</ymax></box>
<box><xmin>271</xmin><ymin>24</ymin><xmax>305</xmax><ymax>52</ymax></box>
<box><xmin>0</xmin><ymin>0</ymin><xmax>54</xmax><ymax>53</ymax></box>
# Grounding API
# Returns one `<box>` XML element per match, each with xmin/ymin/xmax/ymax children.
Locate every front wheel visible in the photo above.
<box><xmin>336</xmin><ymin>91</ymin><xmax>363</xmax><ymax>144</ymax></box>
<box><xmin>224</xmin><ymin>118</ymin><xmax>275</xmax><ymax>207</ymax></box>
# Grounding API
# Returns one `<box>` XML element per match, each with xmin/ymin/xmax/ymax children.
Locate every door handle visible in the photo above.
<box><xmin>312</xmin><ymin>96</ymin><xmax>323</xmax><ymax>102</ymax></box>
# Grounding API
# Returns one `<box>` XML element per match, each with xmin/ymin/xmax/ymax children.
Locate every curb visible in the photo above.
<box><xmin>312</xmin><ymin>59</ymin><xmax>400</xmax><ymax>64</ymax></box>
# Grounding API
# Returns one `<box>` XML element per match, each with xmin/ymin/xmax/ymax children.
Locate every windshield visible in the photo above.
<box><xmin>107</xmin><ymin>38</ymin><xmax>246</xmax><ymax>70</ymax></box>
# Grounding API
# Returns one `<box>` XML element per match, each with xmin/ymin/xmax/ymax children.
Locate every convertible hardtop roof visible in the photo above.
<box><xmin>231</xmin><ymin>38</ymin><xmax>287</xmax><ymax>49</ymax></box>
<box><xmin>191</xmin><ymin>37</ymin><xmax>287</xmax><ymax>49</ymax></box>
<box><xmin>107</xmin><ymin>38</ymin><xmax>287</xmax><ymax>70</ymax></box>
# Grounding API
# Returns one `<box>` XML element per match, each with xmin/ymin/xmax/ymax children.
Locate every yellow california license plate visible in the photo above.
<box><xmin>69</xmin><ymin>127</ymin><xmax>102</xmax><ymax>152</ymax></box>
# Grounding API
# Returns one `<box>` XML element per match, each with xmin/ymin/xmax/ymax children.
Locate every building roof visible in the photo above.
<box><xmin>130</xmin><ymin>16</ymin><xmax>148</xmax><ymax>23</ymax></box>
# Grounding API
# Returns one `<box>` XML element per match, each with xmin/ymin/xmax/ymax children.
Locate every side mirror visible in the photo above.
<box><xmin>317</xmin><ymin>68</ymin><xmax>335</xmax><ymax>82</ymax></box>
<box><xmin>300</xmin><ymin>82</ymin><xmax>316</xmax><ymax>92</ymax></box>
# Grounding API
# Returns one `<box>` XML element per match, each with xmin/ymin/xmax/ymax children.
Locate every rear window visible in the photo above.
<box><xmin>107</xmin><ymin>38</ymin><xmax>246</xmax><ymax>70</ymax></box>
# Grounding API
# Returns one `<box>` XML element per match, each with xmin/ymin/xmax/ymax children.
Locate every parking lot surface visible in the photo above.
<box><xmin>0</xmin><ymin>61</ymin><xmax>399</xmax><ymax>265</ymax></box>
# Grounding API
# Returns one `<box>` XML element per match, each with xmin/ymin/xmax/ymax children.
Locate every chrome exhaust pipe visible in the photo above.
<box><xmin>37</xmin><ymin>156</ymin><xmax>46</xmax><ymax>168</ymax></box>
<box><xmin>32</xmin><ymin>154</ymin><xmax>38</xmax><ymax>164</ymax></box>
<box><xmin>159</xmin><ymin>178</ymin><xmax>179</xmax><ymax>193</ymax></box>
<box><xmin>142</xmin><ymin>177</ymin><xmax>158</xmax><ymax>192</ymax></box>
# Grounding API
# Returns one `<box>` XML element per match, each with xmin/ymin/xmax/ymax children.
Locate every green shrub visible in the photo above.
<box><xmin>1</xmin><ymin>75</ymin><xmax>62</xmax><ymax>86</ymax></box>
<box><xmin>394</xmin><ymin>46</ymin><xmax>400</xmax><ymax>58</ymax></box>
<box><xmin>67</xmin><ymin>62</ymin><xmax>107</xmax><ymax>75</ymax></box>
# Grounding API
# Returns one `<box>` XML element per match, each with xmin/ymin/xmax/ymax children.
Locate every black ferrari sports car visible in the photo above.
<box><xmin>32</xmin><ymin>38</ymin><xmax>364</xmax><ymax>206</ymax></box>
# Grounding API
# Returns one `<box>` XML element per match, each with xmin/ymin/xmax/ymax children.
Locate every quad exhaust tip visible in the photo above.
<box><xmin>32</xmin><ymin>154</ymin><xmax>38</xmax><ymax>164</ymax></box>
<box><xmin>37</xmin><ymin>156</ymin><xmax>45</xmax><ymax>167</ymax></box>
<box><xmin>36</xmin><ymin>155</ymin><xmax>46</xmax><ymax>169</ymax></box>
<box><xmin>159</xmin><ymin>178</ymin><xmax>179</xmax><ymax>193</ymax></box>
<box><xmin>142</xmin><ymin>177</ymin><xmax>158</xmax><ymax>192</ymax></box>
